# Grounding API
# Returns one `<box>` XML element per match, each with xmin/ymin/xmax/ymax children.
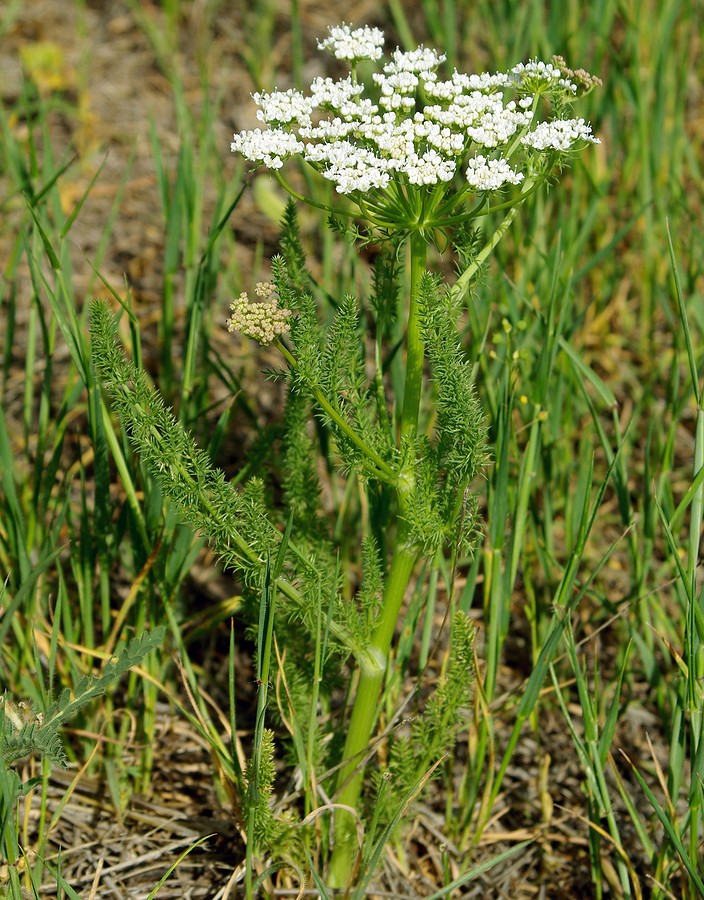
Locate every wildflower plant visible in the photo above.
<box><xmin>90</xmin><ymin>22</ymin><xmax>600</xmax><ymax>891</ymax></box>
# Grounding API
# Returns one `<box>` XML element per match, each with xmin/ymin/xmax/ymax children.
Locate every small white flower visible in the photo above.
<box><xmin>521</xmin><ymin>118</ymin><xmax>599</xmax><ymax>151</ymax></box>
<box><xmin>417</xmin><ymin>119</ymin><xmax>465</xmax><ymax>156</ymax></box>
<box><xmin>253</xmin><ymin>89</ymin><xmax>314</xmax><ymax>126</ymax></box>
<box><xmin>373</xmin><ymin>70</ymin><xmax>419</xmax><ymax>96</ymax></box>
<box><xmin>384</xmin><ymin>46</ymin><xmax>446</xmax><ymax>74</ymax></box>
<box><xmin>361</xmin><ymin>118</ymin><xmax>415</xmax><ymax>159</ymax></box>
<box><xmin>466</xmin><ymin>155</ymin><xmax>524</xmax><ymax>190</ymax></box>
<box><xmin>512</xmin><ymin>60</ymin><xmax>577</xmax><ymax>93</ymax></box>
<box><xmin>512</xmin><ymin>60</ymin><xmax>561</xmax><ymax>80</ymax></box>
<box><xmin>425</xmin><ymin>70</ymin><xmax>511</xmax><ymax>100</ymax></box>
<box><xmin>318</xmin><ymin>23</ymin><xmax>385</xmax><ymax>61</ymax></box>
<box><xmin>230</xmin><ymin>128</ymin><xmax>305</xmax><ymax>169</ymax></box>
<box><xmin>424</xmin><ymin>92</ymin><xmax>532</xmax><ymax>148</ymax></box>
<box><xmin>309</xmin><ymin>76</ymin><xmax>366</xmax><ymax>115</ymax></box>
<box><xmin>468</xmin><ymin>109</ymin><xmax>532</xmax><ymax>148</ymax></box>
<box><xmin>400</xmin><ymin>149</ymin><xmax>456</xmax><ymax>185</ymax></box>
<box><xmin>305</xmin><ymin>140</ymin><xmax>391</xmax><ymax>194</ymax></box>
<box><xmin>379</xmin><ymin>92</ymin><xmax>416</xmax><ymax>111</ymax></box>
<box><xmin>299</xmin><ymin>117</ymin><xmax>359</xmax><ymax>140</ymax></box>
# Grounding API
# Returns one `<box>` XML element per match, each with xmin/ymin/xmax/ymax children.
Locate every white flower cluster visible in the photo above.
<box><xmin>230</xmin><ymin>128</ymin><xmax>304</xmax><ymax>169</ymax></box>
<box><xmin>385</xmin><ymin>46</ymin><xmax>446</xmax><ymax>75</ymax></box>
<box><xmin>230</xmin><ymin>23</ymin><xmax>599</xmax><ymax>201</ymax></box>
<box><xmin>318</xmin><ymin>23</ymin><xmax>385</xmax><ymax>61</ymax></box>
<box><xmin>466</xmin><ymin>155</ymin><xmax>524</xmax><ymax>190</ymax></box>
<box><xmin>521</xmin><ymin>118</ymin><xmax>599</xmax><ymax>151</ymax></box>
<box><xmin>511</xmin><ymin>60</ymin><xmax>578</xmax><ymax>94</ymax></box>
<box><xmin>252</xmin><ymin>88</ymin><xmax>314</xmax><ymax>125</ymax></box>
<box><xmin>226</xmin><ymin>282</ymin><xmax>292</xmax><ymax>344</ymax></box>
<box><xmin>306</xmin><ymin>140</ymin><xmax>391</xmax><ymax>193</ymax></box>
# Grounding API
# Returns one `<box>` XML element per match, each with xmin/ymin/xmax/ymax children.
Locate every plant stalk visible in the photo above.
<box><xmin>328</xmin><ymin>232</ymin><xmax>427</xmax><ymax>888</ymax></box>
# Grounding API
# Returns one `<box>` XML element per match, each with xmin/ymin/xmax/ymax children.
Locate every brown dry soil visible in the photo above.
<box><xmin>0</xmin><ymin>2</ymin><xmax>675</xmax><ymax>898</ymax></box>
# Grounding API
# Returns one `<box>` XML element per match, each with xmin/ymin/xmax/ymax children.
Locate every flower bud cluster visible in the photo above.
<box><xmin>550</xmin><ymin>55</ymin><xmax>604</xmax><ymax>96</ymax></box>
<box><xmin>231</xmin><ymin>23</ymin><xmax>600</xmax><ymax>220</ymax></box>
<box><xmin>226</xmin><ymin>282</ymin><xmax>292</xmax><ymax>345</ymax></box>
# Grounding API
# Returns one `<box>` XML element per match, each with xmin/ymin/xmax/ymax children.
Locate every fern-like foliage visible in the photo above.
<box><xmin>421</xmin><ymin>272</ymin><xmax>488</xmax><ymax>484</ymax></box>
<box><xmin>278</xmin><ymin>200</ymin><xmax>308</xmax><ymax>292</ymax></box>
<box><xmin>276</xmin><ymin>259</ymin><xmax>324</xmax><ymax>393</ymax></box>
<box><xmin>452</xmin><ymin>222</ymin><xmax>483</xmax><ymax>278</ymax></box>
<box><xmin>91</xmin><ymin>301</ymin><xmax>380</xmax><ymax>671</ymax></box>
<box><xmin>1</xmin><ymin>717</ymin><xmax>66</xmax><ymax>770</ymax></box>
<box><xmin>372</xmin><ymin>612</ymin><xmax>476</xmax><ymax>826</ymax></box>
<box><xmin>91</xmin><ymin>301</ymin><xmax>286</xmax><ymax>588</ymax></box>
<box><xmin>1</xmin><ymin>628</ymin><xmax>165</xmax><ymax>770</ymax></box>
<box><xmin>400</xmin><ymin>436</ymin><xmax>451</xmax><ymax>554</ymax></box>
<box><xmin>333</xmin><ymin>534</ymin><xmax>385</xmax><ymax>648</ymax></box>
<box><xmin>283</xmin><ymin>286</ymin><xmax>391</xmax><ymax>477</ymax></box>
<box><xmin>317</xmin><ymin>294</ymin><xmax>390</xmax><ymax>473</ymax></box>
<box><xmin>272</xmin><ymin>222</ymin><xmax>394</xmax><ymax>482</ymax></box>
<box><xmin>281</xmin><ymin>390</ymin><xmax>325</xmax><ymax>546</ymax></box>
<box><xmin>245</xmin><ymin>727</ymin><xmax>296</xmax><ymax>853</ymax></box>
<box><xmin>398</xmin><ymin>272</ymin><xmax>488</xmax><ymax>556</ymax></box>
<box><xmin>276</xmin><ymin>661</ymin><xmax>334</xmax><ymax>775</ymax></box>
<box><xmin>413</xmin><ymin>612</ymin><xmax>475</xmax><ymax>753</ymax></box>
<box><xmin>357</xmin><ymin>535</ymin><xmax>384</xmax><ymax>639</ymax></box>
<box><xmin>369</xmin><ymin>244</ymin><xmax>402</xmax><ymax>332</ymax></box>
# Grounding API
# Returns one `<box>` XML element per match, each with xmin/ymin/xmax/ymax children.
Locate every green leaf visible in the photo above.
<box><xmin>620</xmin><ymin>749</ymin><xmax>704</xmax><ymax>894</ymax></box>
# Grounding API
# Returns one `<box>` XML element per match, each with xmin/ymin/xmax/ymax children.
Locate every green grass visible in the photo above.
<box><xmin>1</xmin><ymin>0</ymin><xmax>703</xmax><ymax>896</ymax></box>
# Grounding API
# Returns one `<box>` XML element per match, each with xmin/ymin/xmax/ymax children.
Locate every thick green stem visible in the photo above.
<box><xmin>328</xmin><ymin>233</ymin><xmax>427</xmax><ymax>888</ymax></box>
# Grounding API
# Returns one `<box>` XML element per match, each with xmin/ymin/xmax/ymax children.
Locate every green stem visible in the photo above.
<box><xmin>449</xmin><ymin>203</ymin><xmax>522</xmax><ymax>306</ymax></box>
<box><xmin>327</xmin><ymin>233</ymin><xmax>427</xmax><ymax>888</ymax></box>
<box><xmin>275</xmin><ymin>340</ymin><xmax>397</xmax><ymax>484</ymax></box>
